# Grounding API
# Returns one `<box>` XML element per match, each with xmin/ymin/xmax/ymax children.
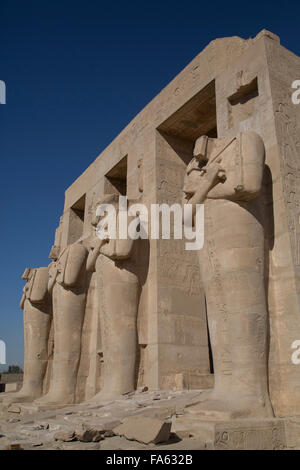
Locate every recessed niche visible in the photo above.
<box><xmin>227</xmin><ymin>77</ymin><xmax>259</xmax><ymax>128</ymax></box>
<box><xmin>104</xmin><ymin>155</ymin><xmax>127</xmax><ymax>195</ymax></box>
<box><xmin>158</xmin><ymin>80</ymin><xmax>217</xmax><ymax>142</ymax></box>
<box><xmin>67</xmin><ymin>194</ymin><xmax>86</xmax><ymax>244</ymax></box>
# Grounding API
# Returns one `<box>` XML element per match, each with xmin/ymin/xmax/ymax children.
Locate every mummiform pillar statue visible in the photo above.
<box><xmin>86</xmin><ymin>194</ymin><xmax>139</xmax><ymax>401</ymax></box>
<box><xmin>2</xmin><ymin>267</ymin><xmax>51</xmax><ymax>404</ymax></box>
<box><xmin>35</xmin><ymin>242</ymin><xmax>88</xmax><ymax>405</ymax></box>
<box><xmin>183</xmin><ymin>131</ymin><xmax>273</xmax><ymax>419</ymax></box>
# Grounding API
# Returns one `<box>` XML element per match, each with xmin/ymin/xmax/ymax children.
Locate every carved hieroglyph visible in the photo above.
<box><xmin>183</xmin><ymin>131</ymin><xmax>273</xmax><ymax>418</ymax></box>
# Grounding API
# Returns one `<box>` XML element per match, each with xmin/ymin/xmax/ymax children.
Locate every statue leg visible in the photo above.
<box><xmin>191</xmin><ymin>200</ymin><xmax>273</xmax><ymax>418</ymax></box>
<box><xmin>2</xmin><ymin>300</ymin><xmax>51</xmax><ymax>404</ymax></box>
<box><xmin>90</xmin><ymin>255</ymin><xmax>138</xmax><ymax>402</ymax></box>
<box><xmin>35</xmin><ymin>282</ymin><xmax>86</xmax><ymax>405</ymax></box>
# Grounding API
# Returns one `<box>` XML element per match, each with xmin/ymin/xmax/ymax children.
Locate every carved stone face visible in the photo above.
<box><xmin>193</xmin><ymin>135</ymin><xmax>209</xmax><ymax>163</ymax></box>
<box><xmin>183</xmin><ymin>166</ymin><xmax>203</xmax><ymax>201</ymax></box>
<box><xmin>22</xmin><ymin>267</ymin><xmax>32</xmax><ymax>281</ymax></box>
<box><xmin>92</xmin><ymin>194</ymin><xmax>120</xmax><ymax>229</ymax></box>
<box><xmin>49</xmin><ymin>245</ymin><xmax>61</xmax><ymax>261</ymax></box>
<box><xmin>183</xmin><ymin>136</ymin><xmax>212</xmax><ymax>201</ymax></box>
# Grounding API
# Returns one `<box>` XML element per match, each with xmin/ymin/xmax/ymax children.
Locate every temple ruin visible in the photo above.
<box><xmin>1</xmin><ymin>29</ymin><xmax>300</xmax><ymax>449</ymax></box>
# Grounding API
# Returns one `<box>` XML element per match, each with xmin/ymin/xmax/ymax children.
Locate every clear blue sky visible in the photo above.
<box><xmin>0</xmin><ymin>0</ymin><xmax>299</xmax><ymax>369</ymax></box>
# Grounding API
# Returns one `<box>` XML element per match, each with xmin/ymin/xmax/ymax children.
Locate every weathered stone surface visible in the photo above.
<box><xmin>174</xmin><ymin>416</ymin><xmax>287</xmax><ymax>450</ymax></box>
<box><xmin>213</xmin><ymin>420</ymin><xmax>286</xmax><ymax>450</ymax></box>
<box><xmin>114</xmin><ymin>416</ymin><xmax>172</xmax><ymax>444</ymax></box>
<box><xmin>31</xmin><ymin>441</ymin><xmax>43</xmax><ymax>447</ymax></box>
<box><xmin>174</xmin><ymin>429</ymin><xmax>193</xmax><ymax>439</ymax></box>
<box><xmin>133</xmin><ymin>405</ymin><xmax>176</xmax><ymax>421</ymax></box>
<box><xmin>161</xmin><ymin>372</ymin><xmax>214</xmax><ymax>391</ymax></box>
<box><xmin>157</xmin><ymin>438</ymin><xmax>207</xmax><ymax>450</ymax></box>
<box><xmin>7</xmin><ymin>405</ymin><xmax>21</xmax><ymax>414</ymax></box>
<box><xmin>7</xmin><ymin>418</ymin><xmax>20</xmax><ymax>423</ymax></box>
<box><xmin>284</xmin><ymin>418</ymin><xmax>300</xmax><ymax>449</ymax></box>
<box><xmin>33</xmin><ymin>422</ymin><xmax>49</xmax><ymax>430</ymax></box>
<box><xmin>0</xmin><ymin>389</ymin><xmax>300</xmax><ymax>450</ymax></box>
<box><xmin>102</xmin><ymin>419</ymin><xmax>121</xmax><ymax>430</ymax></box>
<box><xmin>54</xmin><ymin>430</ymin><xmax>76</xmax><ymax>442</ymax></box>
<box><xmin>6</xmin><ymin>443</ymin><xmax>23</xmax><ymax>450</ymax></box>
<box><xmin>75</xmin><ymin>423</ymin><xmax>103</xmax><ymax>442</ymax></box>
<box><xmin>55</xmin><ymin>441</ymin><xmax>101</xmax><ymax>450</ymax></box>
<box><xmin>100</xmin><ymin>435</ymin><xmax>150</xmax><ymax>450</ymax></box>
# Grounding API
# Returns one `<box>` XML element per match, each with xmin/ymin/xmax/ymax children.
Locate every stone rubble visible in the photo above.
<box><xmin>0</xmin><ymin>390</ymin><xmax>202</xmax><ymax>450</ymax></box>
<box><xmin>0</xmin><ymin>388</ymin><xmax>299</xmax><ymax>450</ymax></box>
<box><xmin>114</xmin><ymin>416</ymin><xmax>171</xmax><ymax>445</ymax></box>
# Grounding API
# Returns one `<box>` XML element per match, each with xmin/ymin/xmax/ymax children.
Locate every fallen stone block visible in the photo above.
<box><xmin>6</xmin><ymin>443</ymin><xmax>23</xmax><ymax>450</ymax></box>
<box><xmin>33</xmin><ymin>422</ymin><xmax>49</xmax><ymax>430</ymax></box>
<box><xmin>75</xmin><ymin>423</ymin><xmax>103</xmax><ymax>442</ymax></box>
<box><xmin>73</xmin><ymin>420</ymin><xmax>120</xmax><ymax>442</ymax></box>
<box><xmin>114</xmin><ymin>416</ymin><xmax>172</xmax><ymax>445</ymax></box>
<box><xmin>7</xmin><ymin>405</ymin><xmax>21</xmax><ymax>414</ymax></box>
<box><xmin>175</xmin><ymin>429</ymin><xmax>193</xmax><ymax>439</ymax></box>
<box><xmin>102</xmin><ymin>419</ymin><xmax>121</xmax><ymax>431</ymax></box>
<box><xmin>31</xmin><ymin>441</ymin><xmax>43</xmax><ymax>448</ymax></box>
<box><xmin>54</xmin><ymin>430</ymin><xmax>76</xmax><ymax>442</ymax></box>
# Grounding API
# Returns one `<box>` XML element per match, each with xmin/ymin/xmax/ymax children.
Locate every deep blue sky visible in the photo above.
<box><xmin>0</xmin><ymin>0</ymin><xmax>299</xmax><ymax>369</ymax></box>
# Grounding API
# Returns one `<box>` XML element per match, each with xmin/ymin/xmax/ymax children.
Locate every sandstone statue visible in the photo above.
<box><xmin>3</xmin><ymin>31</ymin><xmax>300</xmax><ymax>432</ymax></box>
<box><xmin>86</xmin><ymin>194</ymin><xmax>139</xmax><ymax>401</ymax></box>
<box><xmin>35</xmin><ymin>242</ymin><xmax>88</xmax><ymax>405</ymax></box>
<box><xmin>182</xmin><ymin>131</ymin><xmax>273</xmax><ymax>418</ymax></box>
<box><xmin>2</xmin><ymin>267</ymin><xmax>51</xmax><ymax>404</ymax></box>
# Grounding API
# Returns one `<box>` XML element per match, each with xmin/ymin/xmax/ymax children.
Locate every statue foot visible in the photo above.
<box><xmin>187</xmin><ymin>396</ymin><xmax>273</xmax><ymax>419</ymax></box>
<box><xmin>2</xmin><ymin>393</ymin><xmax>39</xmax><ymax>405</ymax></box>
<box><xmin>0</xmin><ymin>393</ymin><xmax>12</xmax><ymax>402</ymax></box>
<box><xmin>1</xmin><ymin>387</ymin><xmax>43</xmax><ymax>404</ymax></box>
<box><xmin>87</xmin><ymin>387</ymin><xmax>132</xmax><ymax>404</ymax></box>
<box><xmin>34</xmin><ymin>392</ymin><xmax>75</xmax><ymax>406</ymax></box>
